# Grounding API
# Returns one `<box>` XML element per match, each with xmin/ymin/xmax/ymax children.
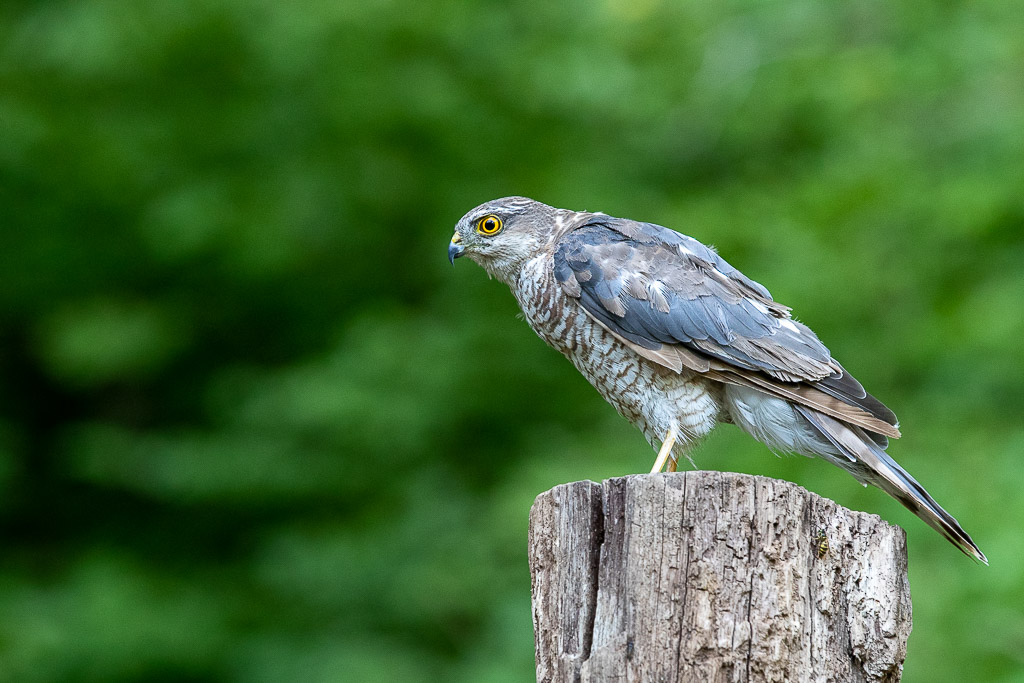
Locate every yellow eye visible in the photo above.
<box><xmin>476</xmin><ymin>214</ymin><xmax>503</xmax><ymax>236</ymax></box>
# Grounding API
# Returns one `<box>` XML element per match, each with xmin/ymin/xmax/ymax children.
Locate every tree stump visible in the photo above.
<box><xmin>529</xmin><ymin>472</ymin><xmax>912</xmax><ymax>683</ymax></box>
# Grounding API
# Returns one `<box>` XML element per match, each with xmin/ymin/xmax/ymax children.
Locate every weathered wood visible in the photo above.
<box><xmin>529</xmin><ymin>472</ymin><xmax>911</xmax><ymax>683</ymax></box>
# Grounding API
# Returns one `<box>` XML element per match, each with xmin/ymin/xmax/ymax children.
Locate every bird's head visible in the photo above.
<box><xmin>448</xmin><ymin>197</ymin><xmax>560</xmax><ymax>282</ymax></box>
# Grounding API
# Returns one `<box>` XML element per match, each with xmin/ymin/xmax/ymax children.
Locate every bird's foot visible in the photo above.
<box><xmin>650</xmin><ymin>428</ymin><xmax>677</xmax><ymax>473</ymax></box>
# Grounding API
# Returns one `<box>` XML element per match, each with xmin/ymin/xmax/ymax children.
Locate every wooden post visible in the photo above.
<box><xmin>529</xmin><ymin>472</ymin><xmax>912</xmax><ymax>683</ymax></box>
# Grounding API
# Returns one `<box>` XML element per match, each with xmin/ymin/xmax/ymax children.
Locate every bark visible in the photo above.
<box><xmin>529</xmin><ymin>472</ymin><xmax>911</xmax><ymax>683</ymax></box>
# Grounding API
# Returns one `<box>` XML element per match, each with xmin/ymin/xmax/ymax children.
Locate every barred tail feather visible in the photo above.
<box><xmin>797</xmin><ymin>407</ymin><xmax>987</xmax><ymax>564</ymax></box>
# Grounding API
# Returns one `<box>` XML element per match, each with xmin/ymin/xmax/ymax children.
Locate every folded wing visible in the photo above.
<box><xmin>553</xmin><ymin>218</ymin><xmax>899</xmax><ymax>439</ymax></box>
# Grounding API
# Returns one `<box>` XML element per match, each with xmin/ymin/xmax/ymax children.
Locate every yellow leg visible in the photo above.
<box><xmin>650</xmin><ymin>429</ymin><xmax>677</xmax><ymax>474</ymax></box>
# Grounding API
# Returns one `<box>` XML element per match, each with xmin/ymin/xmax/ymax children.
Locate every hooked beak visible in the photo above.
<box><xmin>448</xmin><ymin>232</ymin><xmax>465</xmax><ymax>265</ymax></box>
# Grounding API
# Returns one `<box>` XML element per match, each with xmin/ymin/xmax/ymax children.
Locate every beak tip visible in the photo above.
<box><xmin>448</xmin><ymin>240</ymin><xmax>464</xmax><ymax>266</ymax></box>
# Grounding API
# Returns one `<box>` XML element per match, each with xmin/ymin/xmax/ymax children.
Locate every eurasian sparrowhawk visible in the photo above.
<box><xmin>448</xmin><ymin>196</ymin><xmax>985</xmax><ymax>562</ymax></box>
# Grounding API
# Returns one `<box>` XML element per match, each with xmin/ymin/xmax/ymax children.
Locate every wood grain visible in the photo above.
<box><xmin>529</xmin><ymin>472</ymin><xmax>911</xmax><ymax>683</ymax></box>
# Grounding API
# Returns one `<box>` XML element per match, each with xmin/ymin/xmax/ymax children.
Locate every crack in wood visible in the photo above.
<box><xmin>744</xmin><ymin>480</ymin><xmax>758</xmax><ymax>682</ymax></box>
<box><xmin>580</xmin><ymin>483</ymin><xmax>603</xmax><ymax>664</ymax></box>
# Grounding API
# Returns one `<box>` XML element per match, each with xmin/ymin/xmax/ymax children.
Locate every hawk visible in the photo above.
<box><xmin>448</xmin><ymin>196</ymin><xmax>985</xmax><ymax>563</ymax></box>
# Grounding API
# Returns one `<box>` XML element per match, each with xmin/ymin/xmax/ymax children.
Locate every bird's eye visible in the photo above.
<box><xmin>476</xmin><ymin>214</ymin><xmax>503</xmax><ymax>236</ymax></box>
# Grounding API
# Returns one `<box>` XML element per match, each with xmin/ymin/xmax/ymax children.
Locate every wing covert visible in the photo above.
<box><xmin>552</xmin><ymin>216</ymin><xmax>897</xmax><ymax>436</ymax></box>
<box><xmin>554</xmin><ymin>219</ymin><xmax>836</xmax><ymax>381</ymax></box>
<box><xmin>552</xmin><ymin>217</ymin><xmax>898</xmax><ymax>434</ymax></box>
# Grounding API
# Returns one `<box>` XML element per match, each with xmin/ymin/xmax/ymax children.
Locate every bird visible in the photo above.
<box><xmin>448</xmin><ymin>196</ymin><xmax>986</xmax><ymax>563</ymax></box>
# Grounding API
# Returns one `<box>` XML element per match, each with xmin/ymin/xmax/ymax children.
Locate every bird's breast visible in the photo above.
<box><xmin>512</xmin><ymin>255</ymin><xmax>721</xmax><ymax>446</ymax></box>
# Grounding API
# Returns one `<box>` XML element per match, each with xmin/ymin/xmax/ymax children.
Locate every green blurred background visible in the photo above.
<box><xmin>1</xmin><ymin>0</ymin><xmax>1022</xmax><ymax>681</ymax></box>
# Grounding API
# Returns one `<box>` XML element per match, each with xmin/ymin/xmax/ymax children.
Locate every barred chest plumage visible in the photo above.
<box><xmin>511</xmin><ymin>254</ymin><xmax>723</xmax><ymax>452</ymax></box>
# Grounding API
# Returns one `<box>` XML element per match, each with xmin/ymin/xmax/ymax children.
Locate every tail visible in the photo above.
<box><xmin>797</xmin><ymin>407</ymin><xmax>987</xmax><ymax>564</ymax></box>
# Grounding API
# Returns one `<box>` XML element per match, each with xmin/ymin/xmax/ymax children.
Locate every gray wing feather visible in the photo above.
<box><xmin>553</xmin><ymin>218</ymin><xmax>898</xmax><ymax>428</ymax></box>
<box><xmin>555</xmin><ymin>220</ymin><xmax>828</xmax><ymax>378</ymax></box>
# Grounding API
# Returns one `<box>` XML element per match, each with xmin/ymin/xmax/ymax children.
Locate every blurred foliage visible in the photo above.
<box><xmin>1</xmin><ymin>0</ymin><xmax>1022</xmax><ymax>681</ymax></box>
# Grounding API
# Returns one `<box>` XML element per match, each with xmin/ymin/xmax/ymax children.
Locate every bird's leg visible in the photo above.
<box><xmin>650</xmin><ymin>428</ymin><xmax>677</xmax><ymax>474</ymax></box>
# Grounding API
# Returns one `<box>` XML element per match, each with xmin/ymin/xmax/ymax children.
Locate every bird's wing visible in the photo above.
<box><xmin>553</xmin><ymin>217</ymin><xmax>900</xmax><ymax>438</ymax></box>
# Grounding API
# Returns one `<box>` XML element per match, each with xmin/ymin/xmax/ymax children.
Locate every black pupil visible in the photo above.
<box><xmin>484</xmin><ymin>219</ymin><xmax>496</xmax><ymax>231</ymax></box>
